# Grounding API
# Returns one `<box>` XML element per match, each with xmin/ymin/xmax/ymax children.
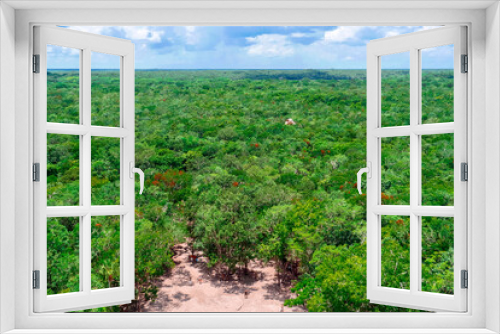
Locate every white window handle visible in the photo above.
<box><xmin>129</xmin><ymin>162</ymin><xmax>144</xmax><ymax>194</ymax></box>
<box><xmin>357</xmin><ymin>162</ymin><xmax>372</xmax><ymax>195</ymax></box>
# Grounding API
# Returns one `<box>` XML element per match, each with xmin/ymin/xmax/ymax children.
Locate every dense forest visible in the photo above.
<box><xmin>46</xmin><ymin>69</ymin><xmax>455</xmax><ymax>312</ymax></box>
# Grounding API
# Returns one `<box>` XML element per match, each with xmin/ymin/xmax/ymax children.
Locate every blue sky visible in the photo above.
<box><xmin>47</xmin><ymin>26</ymin><xmax>453</xmax><ymax>70</ymax></box>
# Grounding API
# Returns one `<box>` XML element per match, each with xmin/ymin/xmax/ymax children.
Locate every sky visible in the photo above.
<box><xmin>46</xmin><ymin>26</ymin><xmax>454</xmax><ymax>70</ymax></box>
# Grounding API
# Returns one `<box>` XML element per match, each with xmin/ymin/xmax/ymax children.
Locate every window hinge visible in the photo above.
<box><xmin>461</xmin><ymin>162</ymin><xmax>468</xmax><ymax>181</ymax></box>
<box><xmin>33</xmin><ymin>163</ymin><xmax>40</xmax><ymax>182</ymax></box>
<box><xmin>461</xmin><ymin>54</ymin><xmax>468</xmax><ymax>73</ymax></box>
<box><xmin>33</xmin><ymin>54</ymin><xmax>40</xmax><ymax>73</ymax></box>
<box><xmin>33</xmin><ymin>270</ymin><xmax>40</xmax><ymax>289</ymax></box>
<box><xmin>461</xmin><ymin>270</ymin><xmax>468</xmax><ymax>289</ymax></box>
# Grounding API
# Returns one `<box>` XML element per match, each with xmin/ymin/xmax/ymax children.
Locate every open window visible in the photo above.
<box><xmin>363</xmin><ymin>26</ymin><xmax>467</xmax><ymax>312</ymax></box>
<box><xmin>33</xmin><ymin>26</ymin><xmax>140</xmax><ymax>312</ymax></box>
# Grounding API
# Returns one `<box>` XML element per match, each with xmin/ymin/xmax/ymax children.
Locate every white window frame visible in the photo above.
<box><xmin>1</xmin><ymin>2</ymin><xmax>498</xmax><ymax>333</ymax></box>
<box><xmin>366</xmin><ymin>26</ymin><xmax>467</xmax><ymax>312</ymax></box>
<box><xmin>33</xmin><ymin>26</ymin><xmax>136</xmax><ymax>313</ymax></box>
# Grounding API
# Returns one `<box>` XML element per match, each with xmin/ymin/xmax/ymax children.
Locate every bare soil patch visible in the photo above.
<box><xmin>139</xmin><ymin>243</ymin><xmax>307</xmax><ymax>312</ymax></box>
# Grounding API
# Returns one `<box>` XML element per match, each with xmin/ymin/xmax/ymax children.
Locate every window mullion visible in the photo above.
<box><xmin>82</xmin><ymin>47</ymin><xmax>92</xmax><ymax>294</ymax></box>
<box><xmin>78</xmin><ymin>48</ymin><xmax>84</xmax><ymax>293</ymax></box>
<box><xmin>416</xmin><ymin>47</ymin><xmax>424</xmax><ymax>294</ymax></box>
<box><xmin>409</xmin><ymin>46</ymin><xmax>420</xmax><ymax>294</ymax></box>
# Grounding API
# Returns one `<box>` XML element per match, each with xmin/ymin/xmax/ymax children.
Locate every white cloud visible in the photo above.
<box><xmin>246</xmin><ymin>34</ymin><xmax>294</xmax><ymax>57</ymax></box>
<box><xmin>324</xmin><ymin>26</ymin><xmax>364</xmax><ymax>42</ymax></box>
<box><xmin>184</xmin><ymin>26</ymin><xmax>199</xmax><ymax>45</ymax></box>
<box><xmin>59</xmin><ymin>25</ymin><xmax>450</xmax><ymax>69</ymax></box>
<box><xmin>121</xmin><ymin>26</ymin><xmax>163</xmax><ymax>43</ymax></box>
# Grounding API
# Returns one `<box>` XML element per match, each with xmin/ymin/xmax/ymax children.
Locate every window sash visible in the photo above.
<box><xmin>366</xmin><ymin>25</ymin><xmax>467</xmax><ymax>312</ymax></box>
<box><xmin>33</xmin><ymin>26</ymin><xmax>136</xmax><ymax>313</ymax></box>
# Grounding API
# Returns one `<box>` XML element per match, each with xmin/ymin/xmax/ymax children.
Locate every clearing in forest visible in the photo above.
<box><xmin>140</xmin><ymin>242</ymin><xmax>306</xmax><ymax>312</ymax></box>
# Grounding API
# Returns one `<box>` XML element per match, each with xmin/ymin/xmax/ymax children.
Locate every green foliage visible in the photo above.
<box><xmin>284</xmin><ymin>244</ymin><xmax>417</xmax><ymax>312</ymax></box>
<box><xmin>193</xmin><ymin>188</ymin><xmax>259</xmax><ymax>271</ymax></box>
<box><xmin>381</xmin><ymin>216</ymin><xmax>410</xmax><ymax>290</ymax></box>
<box><xmin>47</xmin><ymin>217</ymin><xmax>80</xmax><ymax>295</ymax></box>
<box><xmin>91</xmin><ymin>216</ymin><xmax>121</xmax><ymax>290</ymax></box>
<box><xmin>46</xmin><ymin>69</ymin><xmax>455</xmax><ymax>312</ymax></box>
<box><xmin>47</xmin><ymin>134</ymin><xmax>79</xmax><ymax>206</ymax></box>
<box><xmin>381</xmin><ymin>69</ymin><xmax>410</xmax><ymax>127</ymax></box>
<box><xmin>422</xmin><ymin>70</ymin><xmax>454</xmax><ymax>124</ymax></box>
<box><xmin>421</xmin><ymin>217</ymin><xmax>454</xmax><ymax>294</ymax></box>
<box><xmin>421</xmin><ymin>134</ymin><xmax>454</xmax><ymax>206</ymax></box>
<box><xmin>47</xmin><ymin>70</ymin><xmax>80</xmax><ymax>124</ymax></box>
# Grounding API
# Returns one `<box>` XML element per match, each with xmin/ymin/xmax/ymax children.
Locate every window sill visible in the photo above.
<box><xmin>4</xmin><ymin>330</ymin><xmax>497</xmax><ymax>334</ymax></box>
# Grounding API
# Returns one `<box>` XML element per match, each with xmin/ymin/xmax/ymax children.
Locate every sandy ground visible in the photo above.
<box><xmin>140</xmin><ymin>243</ymin><xmax>307</xmax><ymax>312</ymax></box>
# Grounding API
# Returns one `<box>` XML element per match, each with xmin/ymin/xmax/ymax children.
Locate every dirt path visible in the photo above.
<box><xmin>140</xmin><ymin>243</ymin><xmax>307</xmax><ymax>312</ymax></box>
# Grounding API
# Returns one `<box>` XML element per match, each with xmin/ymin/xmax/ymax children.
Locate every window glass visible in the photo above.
<box><xmin>91</xmin><ymin>137</ymin><xmax>121</xmax><ymax>205</ymax></box>
<box><xmin>381</xmin><ymin>137</ymin><xmax>410</xmax><ymax>205</ymax></box>
<box><xmin>92</xmin><ymin>216</ymin><xmax>121</xmax><ymax>290</ymax></box>
<box><xmin>47</xmin><ymin>134</ymin><xmax>80</xmax><ymax>206</ymax></box>
<box><xmin>91</xmin><ymin>52</ymin><xmax>121</xmax><ymax>127</ymax></box>
<box><xmin>421</xmin><ymin>45</ymin><xmax>454</xmax><ymax>124</ymax></box>
<box><xmin>381</xmin><ymin>216</ymin><xmax>410</xmax><ymax>290</ymax></box>
<box><xmin>421</xmin><ymin>217</ymin><xmax>454</xmax><ymax>294</ymax></box>
<box><xmin>421</xmin><ymin>134</ymin><xmax>454</xmax><ymax>206</ymax></box>
<box><xmin>47</xmin><ymin>45</ymin><xmax>80</xmax><ymax>124</ymax></box>
<box><xmin>47</xmin><ymin>217</ymin><xmax>80</xmax><ymax>295</ymax></box>
<box><xmin>381</xmin><ymin>52</ymin><xmax>410</xmax><ymax>127</ymax></box>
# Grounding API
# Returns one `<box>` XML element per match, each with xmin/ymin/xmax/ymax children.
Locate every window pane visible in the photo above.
<box><xmin>381</xmin><ymin>136</ymin><xmax>410</xmax><ymax>205</ymax></box>
<box><xmin>421</xmin><ymin>217</ymin><xmax>454</xmax><ymax>294</ymax></box>
<box><xmin>47</xmin><ymin>217</ymin><xmax>80</xmax><ymax>295</ymax></box>
<box><xmin>91</xmin><ymin>216</ymin><xmax>121</xmax><ymax>289</ymax></box>
<box><xmin>381</xmin><ymin>215</ymin><xmax>410</xmax><ymax>290</ymax></box>
<box><xmin>421</xmin><ymin>45</ymin><xmax>454</xmax><ymax>124</ymax></box>
<box><xmin>381</xmin><ymin>52</ymin><xmax>410</xmax><ymax>127</ymax></box>
<box><xmin>421</xmin><ymin>133</ymin><xmax>454</xmax><ymax>206</ymax></box>
<box><xmin>91</xmin><ymin>52</ymin><xmax>121</xmax><ymax>127</ymax></box>
<box><xmin>47</xmin><ymin>45</ymin><xmax>80</xmax><ymax>124</ymax></box>
<box><xmin>47</xmin><ymin>134</ymin><xmax>80</xmax><ymax>206</ymax></box>
<box><xmin>91</xmin><ymin>137</ymin><xmax>121</xmax><ymax>205</ymax></box>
